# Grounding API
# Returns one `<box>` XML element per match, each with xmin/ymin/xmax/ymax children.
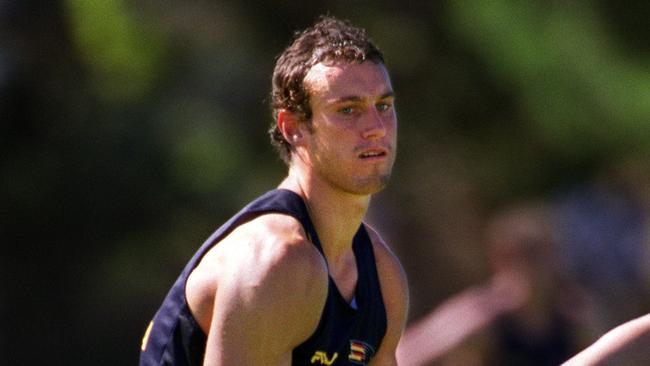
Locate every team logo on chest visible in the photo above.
<box><xmin>310</xmin><ymin>350</ymin><xmax>338</xmax><ymax>365</ymax></box>
<box><xmin>348</xmin><ymin>340</ymin><xmax>375</xmax><ymax>364</ymax></box>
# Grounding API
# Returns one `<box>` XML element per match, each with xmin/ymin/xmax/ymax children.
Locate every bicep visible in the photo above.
<box><xmin>202</xmin><ymin>241</ymin><xmax>328</xmax><ymax>366</ymax></box>
<box><xmin>204</xmin><ymin>279</ymin><xmax>282</xmax><ymax>365</ymax></box>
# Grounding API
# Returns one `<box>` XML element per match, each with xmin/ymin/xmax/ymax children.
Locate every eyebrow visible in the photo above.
<box><xmin>329</xmin><ymin>91</ymin><xmax>395</xmax><ymax>104</ymax></box>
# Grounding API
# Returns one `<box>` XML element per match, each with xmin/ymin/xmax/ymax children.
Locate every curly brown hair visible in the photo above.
<box><xmin>269</xmin><ymin>16</ymin><xmax>385</xmax><ymax>164</ymax></box>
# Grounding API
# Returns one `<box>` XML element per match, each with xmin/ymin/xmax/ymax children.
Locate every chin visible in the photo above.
<box><xmin>347</xmin><ymin>174</ymin><xmax>392</xmax><ymax>196</ymax></box>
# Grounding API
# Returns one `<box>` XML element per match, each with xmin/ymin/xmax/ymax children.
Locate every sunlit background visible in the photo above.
<box><xmin>3</xmin><ymin>1</ymin><xmax>649</xmax><ymax>365</ymax></box>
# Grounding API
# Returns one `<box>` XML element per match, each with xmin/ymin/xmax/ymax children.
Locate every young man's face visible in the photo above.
<box><xmin>299</xmin><ymin>60</ymin><xmax>397</xmax><ymax>196</ymax></box>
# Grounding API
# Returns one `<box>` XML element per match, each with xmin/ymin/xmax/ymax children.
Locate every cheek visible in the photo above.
<box><xmin>310</xmin><ymin>130</ymin><xmax>338</xmax><ymax>158</ymax></box>
<box><xmin>385</xmin><ymin>116</ymin><xmax>398</xmax><ymax>137</ymax></box>
<box><xmin>318</xmin><ymin>123</ymin><xmax>351</xmax><ymax>144</ymax></box>
<box><xmin>387</xmin><ymin>111</ymin><xmax>398</xmax><ymax>126</ymax></box>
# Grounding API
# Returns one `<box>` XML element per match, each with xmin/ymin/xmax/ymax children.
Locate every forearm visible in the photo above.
<box><xmin>562</xmin><ymin>313</ymin><xmax>650</xmax><ymax>366</ymax></box>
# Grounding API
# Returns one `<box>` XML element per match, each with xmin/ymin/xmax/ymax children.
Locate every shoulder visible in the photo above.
<box><xmin>226</xmin><ymin>213</ymin><xmax>329</xmax><ymax>317</ymax></box>
<box><xmin>230</xmin><ymin>213</ymin><xmax>329</xmax><ymax>291</ymax></box>
<box><xmin>364</xmin><ymin>223</ymin><xmax>408</xmax><ymax>291</ymax></box>
<box><xmin>191</xmin><ymin>213</ymin><xmax>331</xmax><ymax>363</ymax></box>
<box><xmin>194</xmin><ymin>213</ymin><xmax>331</xmax><ymax>363</ymax></box>
<box><xmin>187</xmin><ymin>213</ymin><xmax>328</xmax><ymax>336</ymax></box>
<box><xmin>197</xmin><ymin>212</ymin><xmax>327</xmax><ymax>281</ymax></box>
<box><xmin>364</xmin><ymin>223</ymin><xmax>409</xmax><ymax>364</ymax></box>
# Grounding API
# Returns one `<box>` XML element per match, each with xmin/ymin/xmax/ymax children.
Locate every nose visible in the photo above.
<box><xmin>361</xmin><ymin>110</ymin><xmax>388</xmax><ymax>140</ymax></box>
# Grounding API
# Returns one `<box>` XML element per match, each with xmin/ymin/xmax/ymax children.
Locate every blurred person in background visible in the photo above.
<box><xmin>561</xmin><ymin>153</ymin><xmax>650</xmax><ymax>366</ymax></box>
<box><xmin>482</xmin><ymin>203</ymin><xmax>584</xmax><ymax>365</ymax></box>
<box><xmin>398</xmin><ymin>203</ymin><xmax>584</xmax><ymax>365</ymax></box>
<box><xmin>553</xmin><ymin>157</ymin><xmax>650</xmax><ymax>334</ymax></box>
<box><xmin>139</xmin><ymin>16</ymin><xmax>408</xmax><ymax>365</ymax></box>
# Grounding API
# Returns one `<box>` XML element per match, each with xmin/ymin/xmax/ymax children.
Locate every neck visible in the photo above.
<box><xmin>278</xmin><ymin>164</ymin><xmax>371</xmax><ymax>261</ymax></box>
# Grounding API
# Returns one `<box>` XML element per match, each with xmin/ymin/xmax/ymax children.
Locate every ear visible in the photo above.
<box><xmin>277</xmin><ymin>109</ymin><xmax>304</xmax><ymax>146</ymax></box>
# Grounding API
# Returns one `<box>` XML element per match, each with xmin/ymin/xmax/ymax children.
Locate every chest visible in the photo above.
<box><xmin>291</xmin><ymin>242</ymin><xmax>387</xmax><ymax>365</ymax></box>
<box><xmin>327</xmin><ymin>252</ymin><xmax>359</xmax><ymax>304</ymax></box>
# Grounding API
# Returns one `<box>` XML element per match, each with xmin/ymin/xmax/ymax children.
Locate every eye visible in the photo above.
<box><xmin>339</xmin><ymin>106</ymin><xmax>355</xmax><ymax>115</ymax></box>
<box><xmin>376</xmin><ymin>102</ymin><xmax>392</xmax><ymax>112</ymax></box>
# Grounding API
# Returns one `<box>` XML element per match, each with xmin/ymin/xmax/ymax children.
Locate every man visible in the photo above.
<box><xmin>140</xmin><ymin>16</ymin><xmax>409</xmax><ymax>365</ymax></box>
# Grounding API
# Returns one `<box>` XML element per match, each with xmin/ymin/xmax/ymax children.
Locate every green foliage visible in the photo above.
<box><xmin>166</xmin><ymin>107</ymin><xmax>245</xmax><ymax>194</ymax></box>
<box><xmin>66</xmin><ymin>0</ymin><xmax>168</xmax><ymax>102</ymax></box>
<box><xmin>448</xmin><ymin>1</ymin><xmax>650</xmax><ymax>160</ymax></box>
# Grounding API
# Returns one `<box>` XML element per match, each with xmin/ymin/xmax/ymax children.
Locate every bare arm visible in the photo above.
<box><xmin>199</xmin><ymin>216</ymin><xmax>329</xmax><ymax>366</ymax></box>
<box><xmin>562</xmin><ymin>313</ymin><xmax>650</xmax><ymax>366</ymax></box>
<box><xmin>365</xmin><ymin>225</ymin><xmax>410</xmax><ymax>366</ymax></box>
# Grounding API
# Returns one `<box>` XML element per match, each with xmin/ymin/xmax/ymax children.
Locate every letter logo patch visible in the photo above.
<box><xmin>311</xmin><ymin>350</ymin><xmax>339</xmax><ymax>365</ymax></box>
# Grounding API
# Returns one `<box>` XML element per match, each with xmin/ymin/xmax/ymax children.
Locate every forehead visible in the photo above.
<box><xmin>304</xmin><ymin>61</ymin><xmax>393</xmax><ymax>101</ymax></box>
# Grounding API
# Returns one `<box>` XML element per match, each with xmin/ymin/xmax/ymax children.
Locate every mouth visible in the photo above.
<box><xmin>358</xmin><ymin>147</ymin><xmax>389</xmax><ymax>160</ymax></box>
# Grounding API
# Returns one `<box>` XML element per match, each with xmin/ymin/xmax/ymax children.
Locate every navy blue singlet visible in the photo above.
<box><xmin>139</xmin><ymin>189</ymin><xmax>387</xmax><ymax>365</ymax></box>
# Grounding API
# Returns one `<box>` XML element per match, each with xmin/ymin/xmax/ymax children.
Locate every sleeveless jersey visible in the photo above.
<box><xmin>139</xmin><ymin>189</ymin><xmax>387</xmax><ymax>365</ymax></box>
